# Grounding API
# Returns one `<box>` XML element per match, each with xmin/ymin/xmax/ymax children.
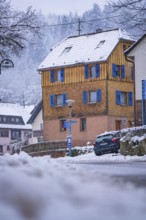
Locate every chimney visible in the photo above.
<box><xmin>96</xmin><ymin>28</ymin><xmax>103</xmax><ymax>33</ymax></box>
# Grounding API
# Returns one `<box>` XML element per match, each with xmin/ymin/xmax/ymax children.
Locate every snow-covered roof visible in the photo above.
<box><xmin>27</xmin><ymin>100</ymin><xmax>42</xmax><ymax>124</ymax></box>
<box><xmin>38</xmin><ymin>28</ymin><xmax>135</xmax><ymax>70</ymax></box>
<box><xmin>0</xmin><ymin>102</ymin><xmax>32</xmax><ymax>130</ymax></box>
<box><xmin>125</xmin><ymin>33</ymin><xmax>146</xmax><ymax>56</ymax></box>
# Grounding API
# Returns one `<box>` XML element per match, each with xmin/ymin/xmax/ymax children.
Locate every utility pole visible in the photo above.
<box><xmin>77</xmin><ymin>19</ymin><xmax>81</xmax><ymax>36</ymax></box>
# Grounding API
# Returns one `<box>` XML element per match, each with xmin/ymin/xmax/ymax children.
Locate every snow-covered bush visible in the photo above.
<box><xmin>120</xmin><ymin>126</ymin><xmax>146</xmax><ymax>156</ymax></box>
<box><xmin>67</xmin><ymin>146</ymin><xmax>94</xmax><ymax>157</ymax></box>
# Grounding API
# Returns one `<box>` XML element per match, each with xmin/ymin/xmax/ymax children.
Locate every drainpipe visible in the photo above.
<box><xmin>125</xmin><ymin>55</ymin><xmax>136</xmax><ymax>126</ymax></box>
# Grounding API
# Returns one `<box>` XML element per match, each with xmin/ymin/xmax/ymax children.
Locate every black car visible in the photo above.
<box><xmin>94</xmin><ymin>131</ymin><xmax>121</xmax><ymax>156</ymax></box>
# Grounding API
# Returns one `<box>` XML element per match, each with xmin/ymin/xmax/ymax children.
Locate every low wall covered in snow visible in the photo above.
<box><xmin>22</xmin><ymin>140</ymin><xmax>67</xmax><ymax>158</ymax></box>
<box><xmin>120</xmin><ymin>127</ymin><xmax>146</xmax><ymax>156</ymax></box>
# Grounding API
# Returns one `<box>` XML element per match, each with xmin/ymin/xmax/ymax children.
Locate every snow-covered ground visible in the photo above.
<box><xmin>0</xmin><ymin>152</ymin><xmax>146</xmax><ymax>220</ymax></box>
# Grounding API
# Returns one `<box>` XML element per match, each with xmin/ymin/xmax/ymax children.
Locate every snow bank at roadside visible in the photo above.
<box><xmin>61</xmin><ymin>151</ymin><xmax>146</xmax><ymax>163</ymax></box>
<box><xmin>0</xmin><ymin>152</ymin><xmax>146</xmax><ymax>220</ymax></box>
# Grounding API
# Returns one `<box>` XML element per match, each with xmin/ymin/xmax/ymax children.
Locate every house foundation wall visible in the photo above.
<box><xmin>43</xmin><ymin>115</ymin><xmax>132</xmax><ymax>146</ymax></box>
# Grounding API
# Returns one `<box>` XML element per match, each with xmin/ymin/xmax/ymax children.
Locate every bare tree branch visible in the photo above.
<box><xmin>107</xmin><ymin>0</ymin><xmax>146</xmax><ymax>34</ymax></box>
<box><xmin>0</xmin><ymin>0</ymin><xmax>42</xmax><ymax>58</ymax></box>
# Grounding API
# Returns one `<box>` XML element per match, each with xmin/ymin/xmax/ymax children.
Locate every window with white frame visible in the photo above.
<box><xmin>0</xmin><ymin>130</ymin><xmax>9</xmax><ymax>137</ymax></box>
<box><xmin>50</xmin><ymin>69</ymin><xmax>65</xmax><ymax>83</ymax></box>
<box><xmin>116</xmin><ymin>91</ymin><xmax>133</xmax><ymax>106</ymax></box>
<box><xmin>82</xmin><ymin>90</ymin><xmax>102</xmax><ymax>104</ymax></box>
<box><xmin>89</xmin><ymin>91</ymin><xmax>96</xmax><ymax>103</ymax></box>
<box><xmin>50</xmin><ymin>93</ymin><xmax>67</xmax><ymax>107</ymax></box>
<box><xmin>120</xmin><ymin>92</ymin><xmax>128</xmax><ymax>105</ymax></box>
<box><xmin>57</xmin><ymin>70</ymin><xmax>62</xmax><ymax>82</ymax></box>
<box><xmin>11</xmin><ymin>130</ymin><xmax>21</xmax><ymax>140</ymax></box>
<box><xmin>89</xmin><ymin>66</ymin><xmax>96</xmax><ymax>78</ymax></box>
<box><xmin>85</xmin><ymin>64</ymin><xmax>100</xmax><ymax>79</ymax></box>
<box><xmin>56</xmin><ymin>95</ymin><xmax>63</xmax><ymax>106</ymax></box>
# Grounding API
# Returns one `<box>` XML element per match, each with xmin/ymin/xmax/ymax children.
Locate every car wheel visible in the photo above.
<box><xmin>95</xmin><ymin>152</ymin><xmax>102</xmax><ymax>156</ymax></box>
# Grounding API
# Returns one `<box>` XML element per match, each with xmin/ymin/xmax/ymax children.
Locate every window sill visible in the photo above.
<box><xmin>88</xmin><ymin>102</ymin><xmax>97</xmax><ymax>105</ymax></box>
<box><xmin>54</xmin><ymin>105</ymin><xmax>64</xmax><ymax>108</ymax></box>
<box><xmin>51</xmin><ymin>81</ymin><xmax>63</xmax><ymax>83</ymax></box>
<box><xmin>120</xmin><ymin>104</ymin><xmax>128</xmax><ymax>107</ymax></box>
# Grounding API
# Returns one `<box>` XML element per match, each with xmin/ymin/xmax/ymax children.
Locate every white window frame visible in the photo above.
<box><xmin>56</xmin><ymin>94</ymin><xmax>63</xmax><ymax>106</ymax></box>
<box><xmin>89</xmin><ymin>91</ymin><xmax>96</xmax><ymax>103</ymax></box>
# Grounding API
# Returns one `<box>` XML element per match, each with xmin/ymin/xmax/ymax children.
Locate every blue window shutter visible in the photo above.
<box><xmin>121</xmin><ymin>65</ymin><xmax>125</xmax><ymax>78</ymax></box>
<box><xmin>96</xmin><ymin>64</ymin><xmax>100</xmax><ymax>78</ymax></box>
<box><xmin>61</xmin><ymin>69</ymin><xmax>64</xmax><ymax>82</ymax></box>
<box><xmin>112</xmin><ymin>64</ymin><xmax>117</xmax><ymax>77</ymax></box>
<box><xmin>84</xmin><ymin>65</ymin><xmax>89</xmax><ymax>79</ymax></box>
<box><xmin>82</xmin><ymin>91</ymin><xmax>88</xmax><ymax>104</ymax></box>
<box><xmin>128</xmin><ymin>92</ymin><xmax>133</xmax><ymax>106</ymax></box>
<box><xmin>50</xmin><ymin>70</ymin><xmax>54</xmax><ymax>82</ymax></box>
<box><xmin>116</xmin><ymin>91</ymin><xmax>121</xmax><ymax>105</ymax></box>
<box><xmin>63</xmin><ymin>93</ymin><xmax>67</xmax><ymax>106</ymax></box>
<box><xmin>96</xmin><ymin>90</ymin><xmax>102</xmax><ymax>102</ymax></box>
<box><xmin>50</xmin><ymin>94</ymin><xmax>55</xmax><ymax>107</ymax></box>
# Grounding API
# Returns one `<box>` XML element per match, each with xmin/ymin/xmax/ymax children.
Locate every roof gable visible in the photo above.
<box><xmin>27</xmin><ymin>100</ymin><xmax>42</xmax><ymax>124</ymax></box>
<box><xmin>39</xmin><ymin>29</ymin><xmax>135</xmax><ymax>70</ymax></box>
<box><xmin>125</xmin><ymin>33</ymin><xmax>146</xmax><ymax>56</ymax></box>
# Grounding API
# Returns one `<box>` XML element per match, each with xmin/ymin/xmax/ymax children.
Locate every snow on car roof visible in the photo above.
<box><xmin>96</xmin><ymin>130</ymin><xmax>120</xmax><ymax>138</ymax></box>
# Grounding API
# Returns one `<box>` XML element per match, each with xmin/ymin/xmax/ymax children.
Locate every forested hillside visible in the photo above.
<box><xmin>0</xmin><ymin>3</ymin><xmax>143</xmax><ymax>105</ymax></box>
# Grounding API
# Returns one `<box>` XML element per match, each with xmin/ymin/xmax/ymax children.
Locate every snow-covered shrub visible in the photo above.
<box><xmin>67</xmin><ymin>146</ymin><xmax>94</xmax><ymax>157</ymax></box>
<box><xmin>120</xmin><ymin>126</ymin><xmax>146</xmax><ymax>156</ymax></box>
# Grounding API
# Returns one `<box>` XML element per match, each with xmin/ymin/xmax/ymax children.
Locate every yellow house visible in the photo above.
<box><xmin>38</xmin><ymin>28</ymin><xmax>135</xmax><ymax>146</ymax></box>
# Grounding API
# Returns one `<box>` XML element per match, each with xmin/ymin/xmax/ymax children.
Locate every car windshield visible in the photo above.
<box><xmin>96</xmin><ymin>134</ymin><xmax>113</xmax><ymax>143</ymax></box>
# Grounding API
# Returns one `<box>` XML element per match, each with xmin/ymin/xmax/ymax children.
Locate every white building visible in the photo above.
<box><xmin>0</xmin><ymin>102</ymin><xmax>32</xmax><ymax>155</ymax></box>
<box><xmin>125</xmin><ymin>34</ymin><xmax>146</xmax><ymax>125</ymax></box>
<box><xmin>27</xmin><ymin>100</ymin><xmax>43</xmax><ymax>143</ymax></box>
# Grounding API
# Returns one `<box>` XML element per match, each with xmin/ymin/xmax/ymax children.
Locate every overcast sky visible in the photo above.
<box><xmin>10</xmin><ymin>0</ymin><xmax>107</xmax><ymax>15</ymax></box>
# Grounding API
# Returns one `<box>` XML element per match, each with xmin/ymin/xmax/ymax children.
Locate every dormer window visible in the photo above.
<box><xmin>61</xmin><ymin>47</ymin><xmax>72</xmax><ymax>55</ymax></box>
<box><xmin>3</xmin><ymin>117</ymin><xmax>6</xmax><ymax>122</ymax></box>
<box><xmin>11</xmin><ymin>117</ymin><xmax>15</xmax><ymax>122</ymax></box>
<box><xmin>16</xmin><ymin>118</ymin><xmax>19</xmax><ymax>123</ymax></box>
<box><xmin>96</xmin><ymin>40</ymin><xmax>105</xmax><ymax>48</ymax></box>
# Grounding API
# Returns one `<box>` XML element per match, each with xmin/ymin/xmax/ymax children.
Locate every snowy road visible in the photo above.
<box><xmin>76</xmin><ymin>161</ymin><xmax>146</xmax><ymax>187</ymax></box>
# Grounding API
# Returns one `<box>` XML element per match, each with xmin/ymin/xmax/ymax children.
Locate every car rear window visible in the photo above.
<box><xmin>96</xmin><ymin>134</ymin><xmax>113</xmax><ymax>143</ymax></box>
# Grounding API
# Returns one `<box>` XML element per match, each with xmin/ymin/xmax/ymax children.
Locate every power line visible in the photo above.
<box><xmin>46</xmin><ymin>15</ymin><xmax>120</xmax><ymax>28</ymax></box>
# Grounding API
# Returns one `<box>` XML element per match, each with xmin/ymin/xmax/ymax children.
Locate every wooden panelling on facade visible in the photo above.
<box><xmin>42</xmin><ymin>62</ymin><xmax>107</xmax><ymax>87</ymax></box>
<box><xmin>108</xmin><ymin>80</ymin><xmax>134</xmax><ymax>117</ymax></box>
<box><xmin>43</xmin><ymin>81</ymin><xmax>107</xmax><ymax>120</ymax></box>
<box><xmin>108</xmin><ymin>41</ymin><xmax>134</xmax><ymax>81</ymax></box>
